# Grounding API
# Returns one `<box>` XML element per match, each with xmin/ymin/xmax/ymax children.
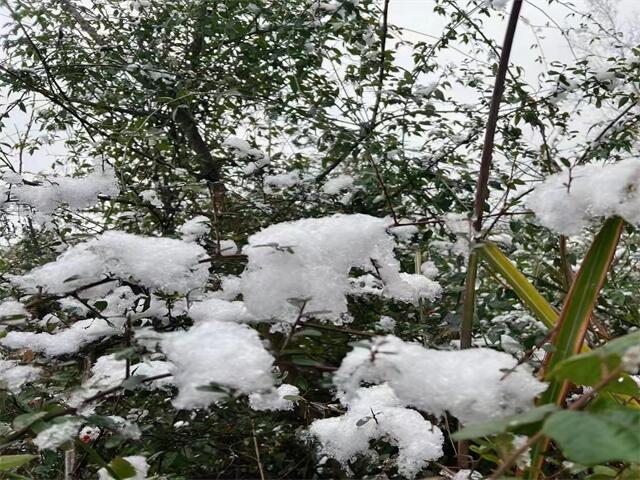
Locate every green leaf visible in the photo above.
<box><xmin>530</xmin><ymin>217</ymin><xmax>625</xmax><ymax>477</ymax></box>
<box><xmin>93</xmin><ymin>300</ymin><xmax>108</xmax><ymax>311</ymax></box>
<box><xmin>356</xmin><ymin>416</ymin><xmax>371</xmax><ymax>427</ymax></box>
<box><xmin>290</xmin><ymin>356</ymin><xmax>323</xmax><ymax>367</ymax></box>
<box><xmin>542</xmin><ymin>407</ymin><xmax>640</xmax><ymax>465</ymax></box>
<box><xmin>540</xmin><ymin>217</ymin><xmax>625</xmax><ymax>405</ymax></box>
<box><xmin>478</xmin><ymin>241</ymin><xmax>558</xmax><ymax>329</ymax></box>
<box><xmin>549</xmin><ymin>331</ymin><xmax>640</xmax><ymax>395</ymax></box>
<box><xmin>0</xmin><ymin>455</ymin><xmax>37</xmax><ymax>471</ymax></box>
<box><xmin>292</xmin><ymin>328</ymin><xmax>322</xmax><ymax>338</ymax></box>
<box><xmin>120</xmin><ymin>375</ymin><xmax>146</xmax><ymax>390</ymax></box>
<box><xmin>108</xmin><ymin>457</ymin><xmax>136</xmax><ymax>479</ymax></box>
<box><xmin>282</xmin><ymin>394</ymin><xmax>303</xmax><ymax>402</ymax></box>
<box><xmin>12</xmin><ymin>411</ymin><xmax>48</xmax><ymax>431</ymax></box>
<box><xmin>452</xmin><ymin>404</ymin><xmax>558</xmax><ymax>440</ymax></box>
<box><xmin>620</xmin><ymin>464</ymin><xmax>640</xmax><ymax>479</ymax></box>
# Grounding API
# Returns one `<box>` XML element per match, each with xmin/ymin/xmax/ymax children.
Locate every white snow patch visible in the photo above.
<box><xmin>188</xmin><ymin>298</ymin><xmax>256</xmax><ymax>324</ymax></box>
<box><xmin>334</xmin><ymin>336</ymin><xmax>546</xmax><ymax>425</ymax></box>
<box><xmin>322</xmin><ymin>174</ymin><xmax>354</xmax><ymax>195</ymax></box>
<box><xmin>240</xmin><ymin>214</ymin><xmax>442</xmax><ymax>324</ymax></box>
<box><xmin>0</xmin><ymin>359</ymin><xmax>41</xmax><ymax>392</ymax></box>
<box><xmin>12</xmin><ymin>167</ymin><xmax>118</xmax><ymax>216</ymax></box>
<box><xmin>161</xmin><ymin>321</ymin><xmax>275</xmax><ymax>409</ymax></box>
<box><xmin>308</xmin><ymin>384</ymin><xmax>444</xmax><ymax>478</ymax></box>
<box><xmin>11</xmin><ymin>231</ymin><xmax>209</xmax><ymax>294</ymax></box>
<box><xmin>1</xmin><ymin>318</ymin><xmax>125</xmax><ymax>357</ymax></box>
<box><xmin>0</xmin><ymin>300</ymin><xmax>30</xmax><ymax>319</ymax></box>
<box><xmin>528</xmin><ymin>159</ymin><xmax>640</xmax><ymax>235</ymax></box>
<box><xmin>249</xmin><ymin>384</ymin><xmax>300</xmax><ymax>411</ymax></box>
<box><xmin>34</xmin><ymin>417</ymin><xmax>83</xmax><ymax>450</ymax></box>
<box><xmin>179</xmin><ymin>215</ymin><xmax>210</xmax><ymax>242</ymax></box>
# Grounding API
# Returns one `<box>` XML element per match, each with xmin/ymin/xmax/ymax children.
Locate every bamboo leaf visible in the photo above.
<box><xmin>479</xmin><ymin>239</ymin><xmax>639</xmax><ymax>406</ymax></box>
<box><xmin>530</xmin><ymin>216</ymin><xmax>624</xmax><ymax>478</ymax></box>
<box><xmin>478</xmin><ymin>241</ymin><xmax>558</xmax><ymax>329</ymax></box>
<box><xmin>0</xmin><ymin>455</ymin><xmax>37</xmax><ymax>471</ymax></box>
<box><xmin>540</xmin><ymin>217</ymin><xmax>624</xmax><ymax>405</ymax></box>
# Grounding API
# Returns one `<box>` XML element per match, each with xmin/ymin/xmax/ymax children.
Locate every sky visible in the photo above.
<box><xmin>1</xmin><ymin>0</ymin><xmax>638</xmax><ymax>174</ymax></box>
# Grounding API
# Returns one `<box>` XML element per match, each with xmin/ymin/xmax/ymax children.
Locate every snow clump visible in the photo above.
<box><xmin>240</xmin><ymin>214</ymin><xmax>441</xmax><ymax>324</ymax></box>
<box><xmin>308</xmin><ymin>384</ymin><xmax>444</xmax><ymax>478</ymax></box>
<box><xmin>333</xmin><ymin>335</ymin><xmax>546</xmax><ymax>425</ymax></box>
<box><xmin>528</xmin><ymin>159</ymin><xmax>640</xmax><ymax>235</ymax></box>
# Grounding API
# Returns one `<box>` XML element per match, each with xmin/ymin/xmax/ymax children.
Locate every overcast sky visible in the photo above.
<box><xmin>2</xmin><ymin>0</ymin><xmax>638</xmax><ymax>174</ymax></box>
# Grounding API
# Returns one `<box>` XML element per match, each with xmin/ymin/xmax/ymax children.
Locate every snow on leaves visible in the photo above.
<box><xmin>240</xmin><ymin>214</ymin><xmax>442</xmax><ymax>324</ymax></box>
<box><xmin>334</xmin><ymin>336</ymin><xmax>546</xmax><ymax>425</ymax></box>
<box><xmin>308</xmin><ymin>384</ymin><xmax>444</xmax><ymax>478</ymax></box>
<box><xmin>528</xmin><ymin>159</ymin><xmax>640</xmax><ymax>235</ymax></box>
<box><xmin>10</xmin><ymin>231</ymin><xmax>209</xmax><ymax>295</ymax></box>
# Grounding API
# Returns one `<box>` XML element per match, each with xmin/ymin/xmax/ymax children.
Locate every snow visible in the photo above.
<box><xmin>500</xmin><ymin>334</ymin><xmax>523</xmax><ymax>355</ymax></box>
<box><xmin>98</xmin><ymin>455</ymin><xmax>149</xmax><ymax>480</ymax></box>
<box><xmin>420</xmin><ymin>261</ymin><xmax>439</xmax><ymax>279</ymax></box>
<box><xmin>385</xmin><ymin>272</ymin><xmax>442</xmax><ymax>305</ymax></box>
<box><xmin>334</xmin><ymin>336</ymin><xmax>546</xmax><ymax>425</ymax></box>
<box><xmin>376</xmin><ymin>315</ymin><xmax>396</xmax><ymax>332</ymax></box>
<box><xmin>322</xmin><ymin>174</ymin><xmax>354</xmax><ymax>194</ymax></box>
<box><xmin>223</xmin><ymin>136</ymin><xmax>252</xmax><ymax>155</ymax></box>
<box><xmin>486</xmin><ymin>0</ymin><xmax>508</xmax><ymax>10</ymax></box>
<box><xmin>243</xmin><ymin>156</ymin><xmax>271</xmax><ymax>175</ymax></box>
<box><xmin>240</xmin><ymin>214</ymin><xmax>442</xmax><ymax>324</ymax></box>
<box><xmin>528</xmin><ymin>159</ymin><xmax>640</xmax><ymax>235</ymax></box>
<box><xmin>223</xmin><ymin>136</ymin><xmax>267</xmax><ymax>159</ymax></box>
<box><xmin>0</xmin><ymin>358</ymin><xmax>41</xmax><ymax>392</ymax></box>
<box><xmin>452</xmin><ymin>470</ymin><xmax>482</xmax><ymax>480</ymax></box>
<box><xmin>444</xmin><ymin>212</ymin><xmax>471</xmax><ymax>235</ymax></box>
<box><xmin>179</xmin><ymin>215</ymin><xmax>210</xmax><ymax>242</ymax></box>
<box><xmin>68</xmin><ymin>353</ymin><xmax>171</xmax><ymax>409</ymax></box>
<box><xmin>11</xmin><ymin>231</ymin><xmax>209</xmax><ymax>294</ymax></box>
<box><xmin>208</xmin><ymin>275</ymin><xmax>242</xmax><ymax>301</ymax></box>
<box><xmin>622</xmin><ymin>345</ymin><xmax>640</xmax><ymax>373</ymax></box>
<box><xmin>219</xmin><ymin>239</ymin><xmax>238</xmax><ymax>256</ymax></box>
<box><xmin>188</xmin><ymin>298</ymin><xmax>256</xmax><ymax>324</ymax></box>
<box><xmin>308</xmin><ymin>384</ymin><xmax>444</xmax><ymax>478</ymax></box>
<box><xmin>2</xmin><ymin>171</ymin><xmax>23</xmax><ymax>184</ymax></box>
<box><xmin>413</xmin><ymin>82</ymin><xmax>438</xmax><ymax>97</ymax></box>
<box><xmin>139</xmin><ymin>189</ymin><xmax>162</xmax><ymax>208</ymax></box>
<box><xmin>161</xmin><ymin>320</ymin><xmax>275</xmax><ymax>409</ymax></box>
<box><xmin>88</xmin><ymin>354</ymin><xmax>171</xmax><ymax>390</ymax></box>
<box><xmin>103</xmin><ymin>416</ymin><xmax>141</xmax><ymax>439</ymax></box>
<box><xmin>11</xmin><ymin>167</ymin><xmax>118</xmax><ymax>217</ymax></box>
<box><xmin>390</xmin><ymin>224</ymin><xmax>419</xmax><ymax>241</ymax></box>
<box><xmin>249</xmin><ymin>384</ymin><xmax>300</xmax><ymax>411</ymax></box>
<box><xmin>34</xmin><ymin>417</ymin><xmax>83</xmax><ymax>450</ymax></box>
<box><xmin>0</xmin><ymin>300</ymin><xmax>29</xmax><ymax>321</ymax></box>
<box><xmin>1</xmin><ymin>318</ymin><xmax>125</xmax><ymax>357</ymax></box>
<box><xmin>264</xmin><ymin>171</ymin><xmax>304</xmax><ymax>193</ymax></box>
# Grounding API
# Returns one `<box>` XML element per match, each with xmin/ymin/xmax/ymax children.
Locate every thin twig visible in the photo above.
<box><xmin>459</xmin><ymin>0</ymin><xmax>524</xmax><ymax>468</ymax></box>
<box><xmin>278</xmin><ymin>300</ymin><xmax>308</xmax><ymax>354</ymax></box>
<box><xmin>251</xmin><ymin>419</ymin><xmax>267</xmax><ymax>480</ymax></box>
<box><xmin>473</xmin><ymin>0</ymin><xmax>524</xmax><ymax>233</ymax></box>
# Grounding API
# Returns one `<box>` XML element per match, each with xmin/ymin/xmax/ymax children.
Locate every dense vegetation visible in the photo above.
<box><xmin>0</xmin><ymin>0</ymin><xmax>639</xmax><ymax>479</ymax></box>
